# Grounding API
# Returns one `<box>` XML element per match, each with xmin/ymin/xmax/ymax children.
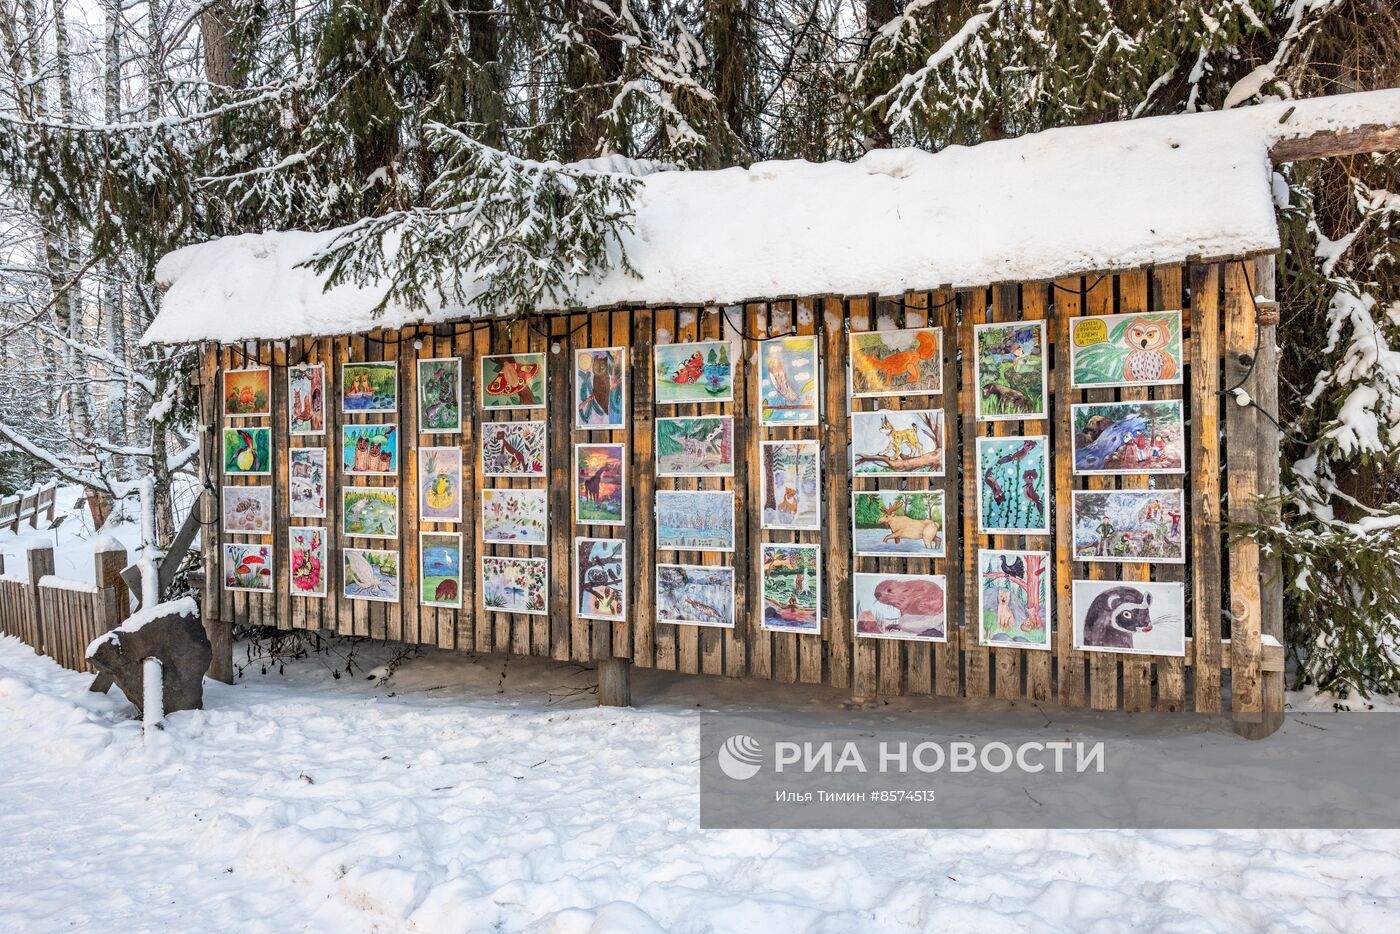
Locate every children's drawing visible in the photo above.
<box><xmin>655</xmin><ymin>416</ymin><xmax>734</xmax><ymax>477</ymax></box>
<box><xmin>760</xmin><ymin>440</ymin><xmax>820</xmax><ymax>530</ymax></box>
<box><xmin>1071</xmin><ymin>489</ymin><xmax>1185</xmax><ymax>563</ymax></box>
<box><xmin>482</xmin><ymin>488</ymin><xmax>548</xmax><ymax>546</ymax></box>
<box><xmin>978</xmin><ymin>550</ymin><xmax>1051</xmax><ymax>649</ymax></box>
<box><xmin>481</xmin><ymin>420</ymin><xmax>546</xmax><ymax>477</ymax></box>
<box><xmin>420</xmin><ymin>532</ymin><xmax>463</xmax><ymax>608</ymax></box>
<box><xmin>481</xmin><ymin>353</ymin><xmax>546</xmax><ymax>409</ymax></box>
<box><xmin>575</xmin><ymin>443</ymin><xmax>626</xmax><ymax>526</ymax></box>
<box><xmin>1072</xmin><ymin>400</ymin><xmax>1185</xmax><ymax>475</ymax></box>
<box><xmin>222</xmin><ymin>485</ymin><xmax>272</xmax><ymax>534</ymax></box>
<box><xmin>417</xmin><ymin>358</ymin><xmax>462</xmax><ymax>433</ymax></box>
<box><xmin>656</xmin><ymin>490</ymin><xmax>734</xmax><ymax>552</ymax></box>
<box><xmin>656</xmin><ymin>564</ymin><xmax>735</xmax><ymax>628</ymax></box>
<box><xmin>342</xmin><ymin>424</ymin><xmax>399</xmax><ymax>475</ymax></box>
<box><xmin>289</xmin><ymin>448</ymin><xmax>327</xmax><ymax>518</ymax></box>
<box><xmin>418</xmin><ymin>447</ymin><xmax>463</xmax><ymax>522</ymax></box>
<box><xmin>575</xmin><ymin>537</ymin><xmax>627</xmax><ymax>621</ymax></box>
<box><xmin>341</xmin><ymin>361</ymin><xmax>398</xmax><ymax>413</ymax></box>
<box><xmin>223</xmin><ymin>367</ymin><xmax>271</xmax><ymax>418</ymax></box>
<box><xmin>850</xmin><ymin>409</ymin><xmax>944</xmax><ymax>477</ymax></box>
<box><xmin>575</xmin><ymin>347</ymin><xmax>627</xmax><ymax>429</ymax></box>
<box><xmin>760</xmin><ymin>543</ymin><xmax>820</xmax><ymax>634</ymax></box>
<box><xmin>849</xmin><ymin>327</ymin><xmax>942</xmax><ymax>397</ymax></box>
<box><xmin>223</xmin><ymin>427</ymin><xmax>271</xmax><ymax>475</ymax></box>
<box><xmin>342</xmin><ymin>487</ymin><xmax>399</xmax><ymax>539</ymax></box>
<box><xmin>343</xmin><ymin>548</ymin><xmax>399</xmax><ymax>602</ymax></box>
<box><xmin>288</xmin><ymin>364</ymin><xmax>325</xmax><ymax>434</ymax></box>
<box><xmin>853</xmin><ymin>572</ymin><xmax>947</xmax><ymax>642</ymax></box>
<box><xmin>482</xmin><ymin>555</ymin><xmax>547</xmax><ymax>616</ymax></box>
<box><xmin>224</xmin><ymin>543</ymin><xmax>273</xmax><ymax>592</ymax></box>
<box><xmin>654</xmin><ymin>341</ymin><xmax>734</xmax><ymax>404</ymax></box>
<box><xmin>851</xmin><ymin>490</ymin><xmax>945</xmax><ymax>557</ymax></box>
<box><xmin>976</xmin><ymin>435</ymin><xmax>1050</xmax><ymax>535</ymax></box>
<box><xmin>974</xmin><ymin>321</ymin><xmax>1047</xmax><ymax>420</ymax></box>
<box><xmin>289</xmin><ymin>527</ymin><xmax>326</xmax><ymax>597</ymax></box>
<box><xmin>759</xmin><ymin>336</ymin><xmax>819</xmax><ymax>425</ymax></box>
<box><xmin>1070</xmin><ymin>311</ymin><xmax>1183</xmax><ymax>389</ymax></box>
<box><xmin>1072</xmin><ymin>580</ymin><xmax>1186</xmax><ymax>657</ymax></box>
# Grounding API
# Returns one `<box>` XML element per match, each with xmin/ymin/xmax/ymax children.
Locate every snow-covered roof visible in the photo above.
<box><xmin>144</xmin><ymin>90</ymin><xmax>1400</xmax><ymax>345</ymax></box>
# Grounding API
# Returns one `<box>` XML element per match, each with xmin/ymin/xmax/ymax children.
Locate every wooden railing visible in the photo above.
<box><xmin>0</xmin><ymin>481</ymin><xmax>59</xmax><ymax>532</ymax></box>
<box><xmin>0</xmin><ymin>544</ymin><xmax>131</xmax><ymax>673</ymax></box>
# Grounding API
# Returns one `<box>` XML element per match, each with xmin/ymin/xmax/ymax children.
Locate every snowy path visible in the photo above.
<box><xmin>1</xmin><ymin>636</ymin><xmax>1397</xmax><ymax>933</ymax></box>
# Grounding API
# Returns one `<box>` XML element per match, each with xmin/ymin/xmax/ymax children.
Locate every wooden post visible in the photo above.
<box><xmin>597</xmin><ymin>657</ymin><xmax>632</xmax><ymax>707</ymax></box>
<box><xmin>26</xmin><ymin>545</ymin><xmax>54</xmax><ymax>655</ymax></box>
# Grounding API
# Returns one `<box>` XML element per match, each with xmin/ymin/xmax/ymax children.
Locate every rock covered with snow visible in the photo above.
<box><xmin>86</xmin><ymin>597</ymin><xmax>209</xmax><ymax>715</ymax></box>
<box><xmin>143</xmin><ymin>90</ymin><xmax>1400</xmax><ymax>345</ymax></box>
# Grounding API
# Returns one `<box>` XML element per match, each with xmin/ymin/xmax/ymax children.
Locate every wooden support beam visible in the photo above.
<box><xmin>1270</xmin><ymin>125</ymin><xmax>1400</xmax><ymax>164</ymax></box>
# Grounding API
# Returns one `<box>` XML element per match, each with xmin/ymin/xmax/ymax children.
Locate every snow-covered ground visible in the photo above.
<box><xmin>1</xmin><ymin>636</ymin><xmax>1398</xmax><ymax>933</ymax></box>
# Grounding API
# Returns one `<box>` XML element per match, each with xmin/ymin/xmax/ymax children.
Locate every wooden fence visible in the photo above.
<box><xmin>0</xmin><ymin>481</ymin><xmax>58</xmax><ymax>532</ymax></box>
<box><xmin>0</xmin><ymin>545</ymin><xmax>131</xmax><ymax>672</ymax></box>
<box><xmin>200</xmin><ymin>256</ymin><xmax>1285</xmax><ymax>719</ymax></box>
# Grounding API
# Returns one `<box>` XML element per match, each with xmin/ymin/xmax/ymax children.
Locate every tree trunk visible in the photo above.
<box><xmin>201</xmin><ymin>0</ymin><xmax>237</xmax><ymax>90</ymax></box>
<box><xmin>467</xmin><ymin>0</ymin><xmax>504</xmax><ymax>149</ymax></box>
<box><xmin>864</xmin><ymin>0</ymin><xmax>898</xmax><ymax>149</ymax></box>
<box><xmin>567</xmin><ymin>0</ymin><xmax>625</xmax><ymax>159</ymax></box>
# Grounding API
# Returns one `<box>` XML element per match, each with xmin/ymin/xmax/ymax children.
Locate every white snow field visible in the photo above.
<box><xmin>1</xmin><ymin>637</ymin><xmax>1398</xmax><ymax>933</ymax></box>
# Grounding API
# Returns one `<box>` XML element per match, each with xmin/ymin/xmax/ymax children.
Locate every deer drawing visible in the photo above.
<box><xmin>876</xmin><ymin>497</ymin><xmax>942</xmax><ymax>550</ymax></box>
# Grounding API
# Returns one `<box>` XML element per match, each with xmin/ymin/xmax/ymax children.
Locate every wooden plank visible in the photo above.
<box><xmin>1019</xmin><ymin>282</ymin><xmax>1054</xmax><ymax>703</ymax></box>
<box><xmin>453</xmin><ymin>323</ymin><xmax>476</xmax><ymax>651</ymax></box>
<box><xmin>899</xmin><ymin>293</ymin><xmax>934</xmax><ymax>697</ymax></box>
<box><xmin>1224</xmin><ymin>261</ymin><xmax>1263</xmax><ymax>714</ymax></box>
<box><xmin>549</xmin><ymin>315</ymin><xmax>574</xmax><ymax>661</ymax></box>
<box><xmin>612</xmin><ymin>307</ymin><xmax>634</xmax><ymax>662</ymax></box>
<box><xmin>744</xmin><ymin>302</ymin><xmax>769</xmax><ymax>681</ymax></box>
<box><xmin>769</xmin><ymin>300</ymin><xmax>798</xmax><ymax>686</ymax></box>
<box><xmin>1083</xmin><ymin>275</ymin><xmax>1120</xmax><ymax>711</ymax></box>
<box><xmin>397</xmin><ymin>327</ymin><xmax>417</xmax><ymax>647</ymax></box>
<box><xmin>875</xmin><ymin>297</ymin><xmax>905</xmax><ymax>698</ymax></box>
<box><xmin>1151</xmin><ymin>265</ymin><xmax>1187</xmax><ymax>712</ymax></box>
<box><xmin>821</xmin><ymin>296</ymin><xmax>851</xmax><ymax>690</ymax></box>
<box><xmin>631</xmin><ymin>307</ymin><xmax>656</xmax><ymax>668</ymax></box>
<box><xmin>989</xmin><ymin>283</ymin><xmax>1022</xmax><ymax>702</ymax></box>
<box><xmin>1052</xmin><ymin>278</ymin><xmax>1085</xmax><ymax>707</ymax></box>
<box><xmin>719</xmin><ymin>308</ymin><xmax>746</xmax><ymax>679</ymax></box>
<box><xmin>1253</xmin><ymin>255</ymin><xmax>1285</xmax><ymax>715</ymax></box>
<box><xmin>847</xmin><ymin>297</ymin><xmax>876</xmax><ymax>701</ymax></box>
<box><xmin>960</xmin><ymin>289</ymin><xmax>990</xmax><ymax>698</ymax></box>
<box><xmin>1116</xmin><ymin>269</ymin><xmax>1153</xmax><ymax>713</ymax></box>
<box><xmin>652</xmin><ymin>307</ymin><xmax>679</xmax><ymax>672</ymax></box>
<box><xmin>271</xmin><ymin>342</ymin><xmax>291</xmax><ymax>633</ymax></box>
<box><xmin>699</xmin><ymin>307</ymin><xmax>726</xmax><ymax>677</ymax></box>
<box><xmin>473</xmin><ymin>321</ymin><xmax>494</xmax><ymax>653</ymax></box>
<box><xmin>795</xmin><ymin>298</ymin><xmax>824</xmax><ymax>686</ymax></box>
<box><xmin>932</xmin><ymin>289</ymin><xmax>962</xmax><ymax>698</ymax></box>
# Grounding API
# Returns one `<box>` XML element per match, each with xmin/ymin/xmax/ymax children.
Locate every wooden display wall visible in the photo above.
<box><xmin>199</xmin><ymin>258</ymin><xmax>1285</xmax><ymax>715</ymax></box>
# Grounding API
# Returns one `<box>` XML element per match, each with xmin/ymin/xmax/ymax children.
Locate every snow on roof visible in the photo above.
<box><xmin>144</xmin><ymin>90</ymin><xmax>1400</xmax><ymax>345</ymax></box>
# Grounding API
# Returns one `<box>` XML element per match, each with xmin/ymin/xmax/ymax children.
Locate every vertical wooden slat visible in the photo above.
<box><xmin>933</xmin><ymin>288</ymin><xmax>963</xmax><ymax>698</ymax></box>
<box><xmin>1020</xmin><ymin>283</ymin><xmax>1054</xmax><ymax>703</ymax></box>
<box><xmin>989</xmin><ymin>283</ymin><xmax>1023</xmax><ymax>702</ymax></box>
<box><xmin>1152</xmin><ymin>265</ymin><xmax>1188</xmax><ymax>712</ymax></box>
<box><xmin>397</xmin><ymin>327</ymin><xmax>417</xmax><ymax>647</ymax></box>
<box><xmin>795</xmin><ymin>298</ymin><xmax>824</xmax><ymax>686</ymax></box>
<box><xmin>1224</xmin><ymin>261</ymin><xmax>1263</xmax><ymax>715</ymax></box>
<box><xmin>1116</xmin><ymin>270</ymin><xmax>1153</xmax><ymax>712</ymax></box>
<box><xmin>847</xmin><ymin>297</ymin><xmax>876</xmax><ymax>700</ymax></box>
<box><xmin>699</xmin><ymin>307</ymin><xmax>726</xmax><ymax>677</ymax></box>
<box><xmin>875</xmin><ymin>297</ymin><xmax>905</xmax><ymax>698</ymax></box>
<box><xmin>549</xmin><ymin>315</ymin><xmax>574</xmax><ymax>661</ymax></box>
<box><xmin>821</xmin><ymin>296</ymin><xmax>851</xmax><ymax>690</ymax></box>
<box><xmin>960</xmin><ymin>289</ymin><xmax>990</xmax><ymax>698</ymax></box>
<box><xmin>1052</xmin><ymin>278</ymin><xmax>1085</xmax><ymax>706</ymax></box>
<box><xmin>1253</xmin><ymin>255</ymin><xmax>1285</xmax><ymax>716</ymax></box>
<box><xmin>1083</xmin><ymin>275</ymin><xmax>1120</xmax><ymax>711</ymax></box>
<box><xmin>720</xmin><ymin>307</ymin><xmax>746</xmax><ymax>679</ymax></box>
<box><xmin>744</xmin><ymin>302</ymin><xmax>769</xmax><ymax>681</ymax></box>
<box><xmin>631</xmin><ymin>308</ymin><xmax>656</xmax><ymax>667</ymax></box>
